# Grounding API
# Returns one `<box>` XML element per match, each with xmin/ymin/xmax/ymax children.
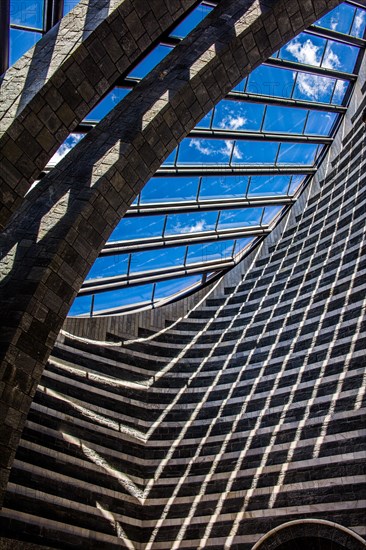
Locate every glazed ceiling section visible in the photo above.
<box><xmin>3</xmin><ymin>1</ymin><xmax>366</xmax><ymax>316</ymax></box>
<box><xmin>67</xmin><ymin>1</ymin><xmax>366</xmax><ymax>316</ymax></box>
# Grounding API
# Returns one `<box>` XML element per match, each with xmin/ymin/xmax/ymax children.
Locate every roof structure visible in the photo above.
<box><xmin>2</xmin><ymin>0</ymin><xmax>365</xmax><ymax>316</ymax></box>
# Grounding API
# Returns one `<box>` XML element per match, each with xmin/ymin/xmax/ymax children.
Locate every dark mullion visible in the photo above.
<box><xmin>189</xmin><ymin>128</ymin><xmax>332</xmax><ymax>144</ymax></box>
<box><xmin>0</xmin><ymin>0</ymin><xmax>10</xmax><ymax>74</ymax></box>
<box><xmin>265</xmin><ymin>58</ymin><xmax>357</xmax><ymax>81</ymax></box>
<box><xmin>99</xmin><ymin>225</ymin><xmax>270</xmax><ymax>256</ymax></box>
<box><xmin>9</xmin><ymin>23</ymin><xmax>44</xmax><ymax>33</ymax></box>
<box><xmin>52</xmin><ymin>0</ymin><xmax>65</xmax><ymax>28</ymax></box>
<box><xmin>125</xmin><ymin>196</ymin><xmax>295</xmax><ymax>217</ymax></box>
<box><xmin>43</xmin><ymin>163</ymin><xmax>315</xmax><ymax>179</ymax></box>
<box><xmin>156</xmin><ymin>165</ymin><xmax>317</xmax><ymax>176</ymax></box>
<box><xmin>74</xmin><ymin>108</ymin><xmax>346</xmax><ymax>135</ymax></box>
<box><xmin>44</xmin><ymin>0</ymin><xmax>65</xmax><ymax>32</ymax></box>
<box><xmin>306</xmin><ymin>25</ymin><xmax>365</xmax><ymax>47</ymax></box>
<box><xmin>226</xmin><ymin>92</ymin><xmax>347</xmax><ymax>113</ymax></box>
<box><xmin>79</xmin><ymin>259</ymin><xmax>237</xmax><ymax>295</ymax></box>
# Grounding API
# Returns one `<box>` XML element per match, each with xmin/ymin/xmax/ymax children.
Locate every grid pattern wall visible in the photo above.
<box><xmin>0</xmin><ymin>70</ymin><xmax>365</xmax><ymax>549</ymax></box>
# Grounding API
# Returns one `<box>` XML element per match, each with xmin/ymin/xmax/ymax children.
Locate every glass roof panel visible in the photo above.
<box><xmin>11</xmin><ymin>0</ymin><xmax>44</xmax><ymax>28</ymax></box>
<box><xmin>351</xmin><ymin>8</ymin><xmax>366</xmax><ymax>38</ymax></box>
<box><xmin>154</xmin><ymin>275</ymin><xmax>202</xmax><ymax>300</ymax></box>
<box><xmin>246</xmin><ymin>65</ymin><xmax>296</xmax><ymax>98</ymax></box>
<box><xmin>49</xmin><ymin>133</ymin><xmax>83</xmax><ymax>166</ymax></box>
<box><xmin>170</xmin><ymin>4</ymin><xmax>213</xmax><ymax>38</ymax></box>
<box><xmin>289</xmin><ymin>175</ymin><xmax>306</xmax><ymax>194</ymax></box>
<box><xmin>196</xmin><ymin>110</ymin><xmax>213</xmax><ymax>128</ymax></box>
<box><xmin>213</xmin><ymin>101</ymin><xmax>265</xmax><ymax>131</ymax></box>
<box><xmin>109</xmin><ymin>216</ymin><xmax>166</xmax><ymax>242</ymax></box>
<box><xmin>140</xmin><ymin>176</ymin><xmax>199</xmax><ymax>203</ymax></box>
<box><xmin>165</xmin><ymin>212</ymin><xmax>218</xmax><ymax>235</ymax></box>
<box><xmin>178</xmin><ymin>139</ymin><xmax>236</xmax><ymax>164</ymax></box>
<box><xmin>10</xmin><ymin>29</ymin><xmax>41</xmax><ymax>65</ymax></box>
<box><xmin>85</xmin><ymin>89</ymin><xmax>129</xmax><ymax>122</ymax></box>
<box><xmin>129</xmin><ymin>247</ymin><xmax>186</xmax><ymax>273</ymax></box>
<box><xmin>93</xmin><ymin>284</ymin><xmax>154</xmax><ymax>314</ymax></box>
<box><xmin>263</xmin><ymin>105</ymin><xmax>307</xmax><ymax>134</ymax></box>
<box><xmin>262</xmin><ymin>205</ymin><xmax>283</xmax><ymax>224</ymax></box>
<box><xmin>331</xmin><ymin>79</ymin><xmax>349</xmax><ymax>104</ymax></box>
<box><xmin>322</xmin><ymin>41</ymin><xmax>359</xmax><ymax>73</ymax></box>
<box><xmin>277</xmin><ymin>142</ymin><xmax>320</xmax><ymax>165</ymax></box>
<box><xmin>129</xmin><ymin>45</ymin><xmax>173</xmax><ymax>79</ymax></box>
<box><xmin>234</xmin><ymin>237</ymin><xmax>253</xmax><ymax>255</ymax></box>
<box><xmin>279</xmin><ymin>33</ymin><xmax>326</xmax><ymax>67</ymax></box>
<box><xmin>315</xmin><ymin>3</ymin><xmax>356</xmax><ymax>35</ymax></box>
<box><xmin>162</xmin><ymin>148</ymin><xmax>178</xmax><ymax>165</ymax></box>
<box><xmin>63</xmin><ymin>0</ymin><xmax>80</xmax><ymax>16</ymax></box>
<box><xmin>187</xmin><ymin>241</ymin><xmax>235</xmax><ymax>264</ymax></box>
<box><xmin>248</xmin><ymin>175</ymin><xmax>291</xmax><ymax>196</ymax></box>
<box><xmin>305</xmin><ymin>110</ymin><xmax>337</xmax><ymax>135</ymax></box>
<box><xmin>293</xmin><ymin>72</ymin><xmax>336</xmax><ymax>103</ymax></box>
<box><xmin>232</xmin><ymin>141</ymin><xmax>279</xmax><ymax>164</ymax></box>
<box><xmin>68</xmin><ymin>294</ymin><xmax>92</xmax><ymax>317</ymax></box>
<box><xmin>86</xmin><ymin>255</ymin><xmax>129</xmax><ymax>281</ymax></box>
<box><xmin>199</xmin><ymin>176</ymin><xmax>248</xmax><ymax>198</ymax></box>
<box><xmin>218</xmin><ymin>208</ymin><xmax>263</xmax><ymax>229</ymax></box>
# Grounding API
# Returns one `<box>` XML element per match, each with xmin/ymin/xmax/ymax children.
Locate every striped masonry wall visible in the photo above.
<box><xmin>0</xmin><ymin>24</ymin><xmax>365</xmax><ymax>550</ymax></box>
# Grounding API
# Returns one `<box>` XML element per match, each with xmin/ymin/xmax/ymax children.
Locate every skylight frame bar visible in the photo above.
<box><xmin>345</xmin><ymin>0</ymin><xmax>366</xmax><ymax>10</ymax></box>
<box><xmin>306</xmin><ymin>25</ymin><xmax>366</xmax><ymax>47</ymax></box>
<box><xmin>44</xmin><ymin>0</ymin><xmax>65</xmax><ymax>32</ymax></box>
<box><xmin>226</xmin><ymin>92</ymin><xmax>347</xmax><ymax>112</ymax></box>
<box><xmin>0</xmin><ymin>0</ymin><xmax>10</xmax><ymax>74</ymax></box>
<box><xmin>265</xmin><ymin>58</ymin><xmax>357</xmax><ymax>81</ymax></box>
<box><xmin>99</xmin><ymin>225</ymin><xmax>269</xmax><ymax>256</ymax></box>
<box><xmin>156</xmin><ymin>166</ymin><xmax>317</xmax><ymax>176</ymax></box>
<box><xmin>9</xmin><ymin>23</ymin><xmax>44</xmax><ymax>33</ymax></box>
<box><xmin>120</xmin><ymin>55</ymin><xmax>358</xmax><ymax>87</ymax></box>
<box><xmin>189</xmin><ymin>129</ymin><xmax>332</xmax><ymax>144</ymax></box>
<box><xmin>76</xmin><ymin>113</ymin><xmax>341</xmax><ymax>135</ymax></box>
<box><xmin>79</xmin><ymin>259</ymin><xmax>237</xmax><ymax>296</ymax></box>
<box><xmin>125</xmin><ymin>196</ymin><xmax>295</xmax><ymax>217</ymax></box>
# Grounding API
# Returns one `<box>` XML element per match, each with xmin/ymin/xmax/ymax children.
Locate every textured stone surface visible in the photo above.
<box><xmin>253</xmin><ymin>520</ymin><xmax>366</xmax><ymax>550</ymax></box>
<box><xmin>0</xmin><ymin>43</ymin><xmax>364</xmax><ymax>547</ymax></box>
<box><xmin>0</xmin><ymin>0</ymin><xmax>345</xmax><ymax>505</ymax></box>
<box><xmin>0</xmin><ymin>0</ymin><xmax>198</xmax><ymax>230</ymax></box>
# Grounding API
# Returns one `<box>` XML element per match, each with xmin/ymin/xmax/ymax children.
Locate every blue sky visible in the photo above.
<box><xmin>5</xmin><ymin>1</ymin><xmax>365</xmax><ymax>315</ymax></box>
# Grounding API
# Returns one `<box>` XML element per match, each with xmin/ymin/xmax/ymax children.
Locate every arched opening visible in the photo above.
<box><xmin>274</xmin><ymin>537</ymin><xmax>352</xmax><ymax>550</ymax></box>
<box><xmin>252</xmin><ymin>520</ymin><xmax>366</xmax><ymax>550</ymax></box>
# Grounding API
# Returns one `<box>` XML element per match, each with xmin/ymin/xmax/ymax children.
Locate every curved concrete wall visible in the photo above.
<box><xmin>0</xmin><ymin>0</ymin><xmax>343</xmax><ymax>503</ymax></box>
<box><xmin>0</xmin><ymin>52</ymin><xmax>364</xmax><ymax>549</ymax></box>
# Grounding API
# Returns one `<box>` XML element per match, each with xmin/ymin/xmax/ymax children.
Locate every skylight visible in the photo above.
<box><xmin>3</xmin><ymin>0</ymin><xmax>365</xmax><ymax>316</ymax></box>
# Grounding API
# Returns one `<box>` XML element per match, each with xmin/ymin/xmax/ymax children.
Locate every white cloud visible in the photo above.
<box><xmin>219</xmin><ymin>114</ymin><xmax>247</xmax><ymax>131</ymax></box>
<box><xmin>286</xmin><ymin>38</ymin><xmax>321</xmax><ymax>66</ymax></box>
<box><xmin>330</xmin><ymin>15</ymin><xmax>339</xmax><ymax>31</ymax></box>
<box><xmin>172</xmin><ymin>219</ymin><xmax>206</xmax><ymax>234</ymax></box>
<box><xmin>189</xmin><ymin>139</ymin><xmax>242</xmax><ymax>161</ymax></box>
<box><xmin>353</xmin><ymin>10</ymin><xmax>366</xmax><ymax>37</ymax></box>
<box><xmin>189</xmin><ymin>139</ymin><xmax>213</xmax><ymax>156</ymax></box>
<box><xmin>188</xmin><ymin>220</ymin><xmax>206</xmax><ymax>233</ymax></box>
<box><xmin>286</xmin><ymin>38</ymin><xmax>342</xmax><ymax>99</ymax></box>
<box><xmin>333</xmin><ymin>79</ymin><xmax>347</xmax><ymax>101</ymax></box>
<box><xmin>296</xmin><ymin>73</ymin><xmax>331</xmax><ymax>101</ymax></box>
<box><xmin>322</xmin><ymin>47</ymin><xmax>341</xmax><ymax>70</ymax></box>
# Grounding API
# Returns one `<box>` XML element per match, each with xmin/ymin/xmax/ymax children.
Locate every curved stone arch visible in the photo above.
<box><xmin>0</xmin><ymin>0</ymin><xmax>199</xmax><ymax>230</ymax></box>
<box><xmin>0</xmin><ymin>0</ymin><xmax>343</xmax><ymax>504</ymax></box>
<box><xmin>252</xmin><ymin>520</ymin><xmax>366</xmax><ymax>550</ymax></box>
